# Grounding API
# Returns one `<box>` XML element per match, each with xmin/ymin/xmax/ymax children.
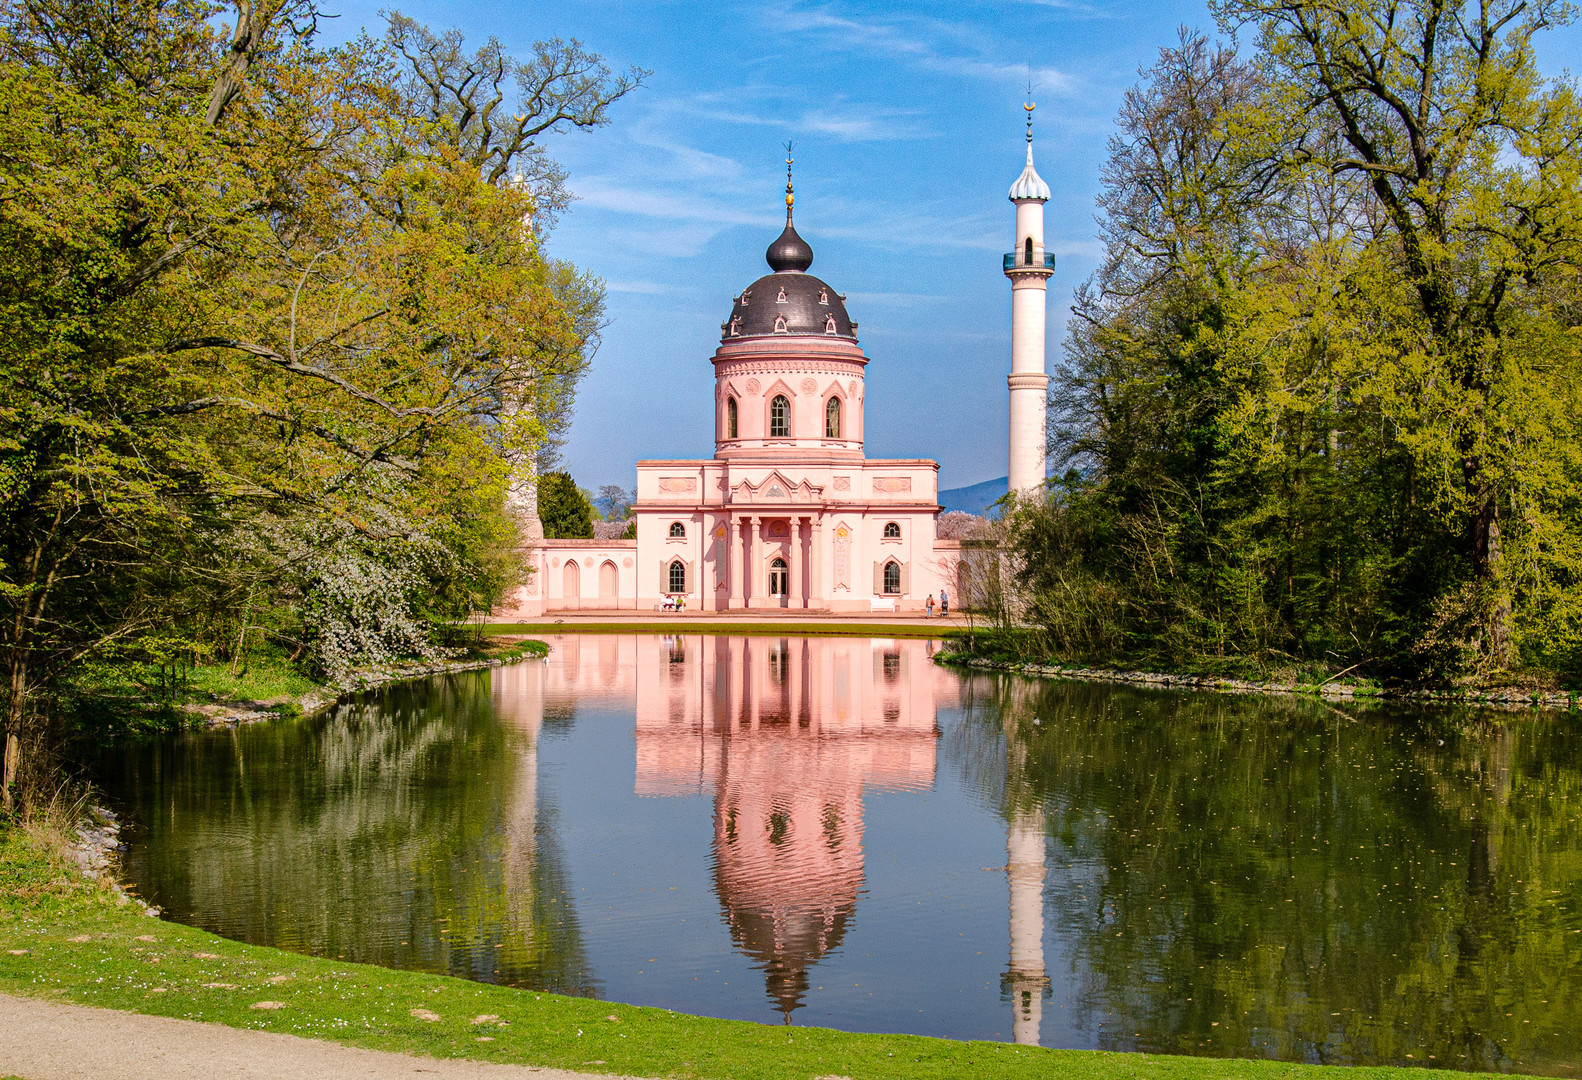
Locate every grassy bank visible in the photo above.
<box><xmin>66</xmin><ymin>638</ymin><xmax>552</xmax><ymax>737</ymax></box>
<box><xmin>937</xmin><ymin>630</ymin><xmax>1581</xmax><ymax>712</ymax></box>
<box><xmin>0</xmin><ymin>822</ymin><xmax>1529</xmax><ymax>1080</ymax></box>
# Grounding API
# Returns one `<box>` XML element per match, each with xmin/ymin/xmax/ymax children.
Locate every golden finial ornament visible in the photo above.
<box><xmin>784</xmin><ymin>140</ymin><xmax>796</xmax><ymax>217</ymax></box>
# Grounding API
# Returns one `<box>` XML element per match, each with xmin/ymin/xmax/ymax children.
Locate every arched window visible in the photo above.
<box><xmin>669</xmin><ymin>521</ymin><xmax>686</xmax><ymax>538</ymax></box>
<box><xmin>769</xmin><ymin>395</ymin><xmax>790</xmax><ymax>437</ymax></box>
<box><xmin>883</xmin><ymin>560</ymin><xmax>901</xmax><ymax>594</ymax></box>
<box><xmin>1024</xmin><ymin>236</ymin><xmax>1034</xmax><ymax>265</ymax></box>
<box><xmin>726</xmin><ymin>397</ymin><xmax>738</xmax><ymax>438</ymax></box>
<box><xmin>769</xmin><ymin>557</ymin><xmax>788</xmax><ymax>597</ymax></box>
<box><xmin>883</xmin><ymin>521</ymin><xmax>901</xmax><ymax>539</ymax></box>
<box><xmin>668</xmin><ymin>559</ymin><xmax>686</xmax><ymax>593</ymax></box>
<box><xmin>825</xmin><ymin>396</ymin><xmax>841</xmax><ymax>438</ymax></box>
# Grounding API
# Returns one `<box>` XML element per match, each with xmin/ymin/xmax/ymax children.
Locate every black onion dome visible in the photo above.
<box><xmin>722</xmin><ymin>272</ymin><xmax>856</xmax><ymax>341</ymax></box>
<box><xmin>766</xmin><ymin>221</ymin><xmax>814</xmax><ymax>272</ymax></box>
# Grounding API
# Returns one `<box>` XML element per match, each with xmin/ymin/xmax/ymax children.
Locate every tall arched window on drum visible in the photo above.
<box><xmin>825</xmin><ymin>396</ymin><xmax>841</xmax><ymax>438</ymax></box>
<box><xmin>770</xmin><ymin>395</ymin><xmax>790</xmax><ymax>438</ymax></box>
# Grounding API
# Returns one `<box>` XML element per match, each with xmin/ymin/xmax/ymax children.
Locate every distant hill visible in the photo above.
<box><xmin>939</xmin><ymin>476</ymin><xmax>1006</xmax><ymax>515</ymax></box>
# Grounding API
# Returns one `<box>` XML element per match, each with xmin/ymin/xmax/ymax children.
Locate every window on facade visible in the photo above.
<box><xmin>825</xmin><ymin>397</ymin><xmax>841</xmax><ymax>438</ymax></box>
<box><xmin>883</xmin><ymin>560</ymin><xmax>901</xmax><ymax>594</ymax></box>
<box><xmin>770</xmin><ymin>395</ymin><xmax>790</xmax><ymax>437</ymax></box>
<box><xmin>883</xmin><ymin>521</ymin><xmax>901</xmax><ymax>538</ymax></box>
<box><xmin>668</xmin><ymin>560</ymin><xmax>686</xmax><ymax>593</ymax></box>
<box><xmin>727</xmin><ymin>397</ymin><xmax>738</xmax><ymax>438</ymax></box>
<box><xmin>1024</xmin><ymin>236</ymin><xmax>1034</xmax><ymax>264</ymax></box>
<box><xmin>769</xmin><ymin>557</ymin><xmax>788</xmax><ymax>597</ymax></box>
<box><xmin>669</xmin><ymin>521</ymin><xmax>686</xmax><ymax>538</ymax></box>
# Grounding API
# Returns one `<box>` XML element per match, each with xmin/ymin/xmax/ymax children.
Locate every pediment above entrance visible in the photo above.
<box><xmin>731</xmin><ymin>470</ymin><xmax>824</xmax><ymax>504</ymax></box>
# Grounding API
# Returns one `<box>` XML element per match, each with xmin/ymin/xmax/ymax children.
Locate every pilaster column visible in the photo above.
<box><xmin>788</xmin><ymin>517</ymin><xmax>805</xmax><ymax>609</ymax></box>
<box><xmin>728</xmin><ymin>514</ymin><xmax>743</xmax><ymax>609</ymax></box>
<box><xmin>746</xmin><ymin>638</ymin><xmax>760</xmax><ymax>730</ymax></box>
<box><xmin>809</xmin><ymin>517</ymin><xmax>824</xmax><ymax>610</ymax></box>
<box><xmin>789</xmin><ymin>636</ymin><xmax>804</xmax><ymax>727</ymax></box>
<box><xmin>747</xmin><ymin>516</ymin><xmax>762</xmax><ymax>609</ymax></box>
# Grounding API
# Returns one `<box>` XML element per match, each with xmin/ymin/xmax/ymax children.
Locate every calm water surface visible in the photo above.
<box><xmin>100</xmin><ymin>634</ymin><xmax>1582</xmax><ymax>1075</ymax></box>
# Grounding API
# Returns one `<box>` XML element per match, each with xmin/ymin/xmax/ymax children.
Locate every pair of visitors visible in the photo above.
<box><xmin>925</xmin><ymin>594</ymin><xmax>936</xmax><ymax>617</ymax></box>
<box><xmin>939</xmin><ymin>588</ymin><xmax>949</xmax><ymax>617</ymax></box>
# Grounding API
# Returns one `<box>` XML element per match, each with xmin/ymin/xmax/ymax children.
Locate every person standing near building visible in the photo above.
<box><xmin>939</xmin><ymin>588</ymin><xmax>949</xmax><ymax>617</ymax></box>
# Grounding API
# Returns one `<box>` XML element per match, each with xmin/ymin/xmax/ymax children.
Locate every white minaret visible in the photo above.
<box><xmin>1004</xmin><ymin>102</ymin><xmax>1053</xmax><ymax>496</ymax></box>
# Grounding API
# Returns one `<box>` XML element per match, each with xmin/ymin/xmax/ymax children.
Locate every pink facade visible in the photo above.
<box><xmin>505</xmin><ymin>200</ymin><xmax>961</xmax><ymax>616</ymax></box>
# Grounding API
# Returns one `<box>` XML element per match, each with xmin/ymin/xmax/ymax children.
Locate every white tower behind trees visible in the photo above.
<box><xmin>1004</xmin><ymin>103</ymin><xmax>1053</xmax><ymax>496</ymax></box>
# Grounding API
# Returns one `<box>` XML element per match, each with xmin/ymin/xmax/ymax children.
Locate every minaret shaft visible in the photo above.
<box><xmin>1005</xmin><ymin>107</ymin><xmax>1053</xmax><ymax>497</ymax></box>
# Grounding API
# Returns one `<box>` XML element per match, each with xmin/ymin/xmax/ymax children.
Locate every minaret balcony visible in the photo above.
<box><xmin>1003</xmin><ymin>252</ymin><xmax>1056</xmax><ymax>273</ymax></box>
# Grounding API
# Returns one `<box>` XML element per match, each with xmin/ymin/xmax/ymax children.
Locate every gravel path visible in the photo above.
<box><xmin>0</xmin><ymin>994</ymin><xmax>642</xmax><ymax>1080</ymax></box>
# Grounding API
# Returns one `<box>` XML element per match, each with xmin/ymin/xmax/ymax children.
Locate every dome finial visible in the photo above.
<box><xmin>767</xmin><ymin>143</ymin><xmax>814</xmax><ymax>272</ymax></box>
<box><xmin>784</xmin><ymin>140</ymin><xmax>796</xmax><ymax>224</ymax></box>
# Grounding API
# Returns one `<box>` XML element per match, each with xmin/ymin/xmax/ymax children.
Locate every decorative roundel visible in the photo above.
<box><xmin>582</xmin><ymin>557</ymin><xmax>593</xmax><ymax>568</ymax></box>
<box><xmin>745</xmin><ymin>378</ymin><xmax>761</xmax><ymax>395</ymax></box>
<box><xmin>800</xmin><ymin>378</ymin><xmax>817</xmax><ymax>394</ymax></box>
<box><xmin>623</xmin><ymin>557</ymin><xmax>633</xmax><ymax>568</ymax></box>
<box><xmin>550</xmin><ymin>557</ymin><xmax>560</xmax><ymax>567</ymax></box>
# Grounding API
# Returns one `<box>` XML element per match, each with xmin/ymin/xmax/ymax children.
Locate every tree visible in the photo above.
<box><xmin>537</xmin><ymin>473</ymin><xmax>593</xmax><ymax>539</ymax></box>
<box><xmin>595</xmin><ymin>485</ymin><xmax>633</xmax><ymax>521</ymax></box>
<box><xmin>1209</xmin><ymin>0</ymin><xmax>1582</xmax><ymax>661</ymax></box>
<box><xmin>0</xmin><ymin>0</ymin><xmax>632</xmax><ymax>810</ymax></box>
<box><xmin>1033</xmin><ymin>11</ymin><xmax>1582</xmax><ymax>682</ymax></box>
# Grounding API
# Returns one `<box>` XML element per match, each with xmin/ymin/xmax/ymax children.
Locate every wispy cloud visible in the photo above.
<box><xmin>654</xmin><ymin>90</ymin><xmax>926</xmax><ymax>143</ymax></box>
<box><xmin>604</xmin><ymin>279</ymin><xmax>688</xmax><ymax>295</ymax></box>
<box><xmin>1018</xmin><ymin>0</ymin><xmax>1124</xmax><ymax>18</ymax></box>
<box><xmin>574</xmin><ymin>178</ymin><xmax>778</xmax><ymax>229</ymax></box>
<box><xmin>770</xmin><ymin>6</ymin><xmax>1081</xmax><ymax>96</ymax></box>
<box><xmin>843</xmin><ymin>291</ymin><xmax>955</xmax><ymax>305</ymax></box>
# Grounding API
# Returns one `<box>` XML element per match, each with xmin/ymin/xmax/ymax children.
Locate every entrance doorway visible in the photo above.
<box><xmin>769</xmin><ymin>557</ymin><xmax>788</xmax><ymax>607</ymax></box>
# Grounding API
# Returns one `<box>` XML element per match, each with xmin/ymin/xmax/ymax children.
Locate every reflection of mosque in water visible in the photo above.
<box><xmin>532</xmin><ymin>634</ymin><xmax>951</xmax><ymax>1020</ymax></box>
<box><xmin>518</xmin><ymin>635</ymin><xmax>1050</xmax><ymax>1038</ymax></box>
<box><xmin>635</xmin><ymin>635</ymin><xmax>948</xmax><ymax>1021</ymax></box>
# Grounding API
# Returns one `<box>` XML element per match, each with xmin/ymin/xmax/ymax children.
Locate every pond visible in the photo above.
<box><xmin>100</xmin><ymin>634</ymin><xmax>1582</xmax><ymax>1075</ymax></box>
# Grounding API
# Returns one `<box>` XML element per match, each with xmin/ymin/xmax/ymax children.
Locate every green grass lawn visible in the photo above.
<box><xmin>181</xmin><ymin>659</ymin><xmax>326</xmax><ymax>702</ymax></box>
<box><xmin>0</xmin><ymin>822</ymin><xmax>1530</xmax><ymax>1080</ymax></box>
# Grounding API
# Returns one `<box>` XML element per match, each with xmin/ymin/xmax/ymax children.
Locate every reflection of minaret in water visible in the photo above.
<box><xmin>1003</xmin><ymin>804</ymin><xmax>1049</xmax><ymax>1045</ymax></box>
<box><xmin>492</xmin><ymin>662</ymin><xmax>543</xmax><ymax>888</ymax></box>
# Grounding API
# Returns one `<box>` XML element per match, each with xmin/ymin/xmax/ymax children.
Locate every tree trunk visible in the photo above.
<box><xmin>3</xmin><ymin>658</ymin><xmax>24</xmax><ymax>812</ymax></box>
<box><xmin>205</xmin><ymin>2</ymin><xmax>268</xmax><ymax>127</ymax></box>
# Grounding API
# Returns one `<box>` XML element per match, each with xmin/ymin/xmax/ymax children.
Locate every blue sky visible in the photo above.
<box><xmin>322</xmin><ymin>2</ymin><xmax>1582</xmax><ymax>494</ymax></box>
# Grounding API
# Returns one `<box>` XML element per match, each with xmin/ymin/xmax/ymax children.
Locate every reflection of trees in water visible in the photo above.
<box><xmin>111</xmin><ymin>671</ymin><xmax>597</xmax><ymax>997</ymax></box>
<box><xmin>948</xmin><ymin>674</ymin><xmax>1582</xmax><ymax>1072</ymax></box>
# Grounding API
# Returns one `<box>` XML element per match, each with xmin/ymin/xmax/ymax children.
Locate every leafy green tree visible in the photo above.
<box><xmin>537</xmin><ymin>472</ymin><xmax>593</xmax><ymax>539</ymax></box>
<box><xmin>0</xmin><ymin>0</ymin><xmax>634</xmax><ymax>810</ymax></box>
<box><xmin>1033</xmin><ymin>10</ymin><xmax>1582</xmax><ymax>683</ymax></box>
<box><xmin>1208</xmin><ymin>0</ymin><xmax>1582</xmax><ymax>664</ymax></box>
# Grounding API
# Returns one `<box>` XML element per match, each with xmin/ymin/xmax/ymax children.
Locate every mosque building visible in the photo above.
<box><xmin>510</xmin><ymin>116</ymin><xmax>1050</xmax><ymax>614</ymax></box>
